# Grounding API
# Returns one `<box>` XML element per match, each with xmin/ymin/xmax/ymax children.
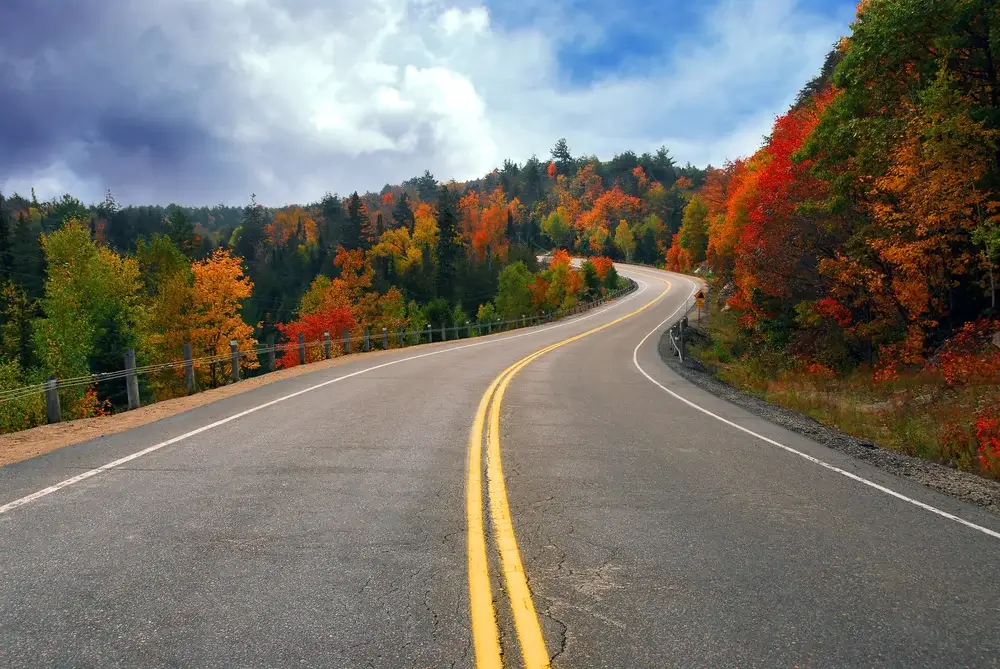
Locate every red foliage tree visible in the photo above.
<box><xmin>275</xmin><ymin>306</ymin><xmax>356</xmax><ymax>368</ymax></box>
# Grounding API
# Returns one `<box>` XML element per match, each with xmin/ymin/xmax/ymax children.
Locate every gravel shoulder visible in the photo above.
<box><xmin>657</xmin><ymin>328</ymin><xmax>1000</xmax><ymax>515</ymax></box>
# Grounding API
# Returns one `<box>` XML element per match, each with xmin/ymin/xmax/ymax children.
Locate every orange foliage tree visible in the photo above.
<box><xmin>190</xmin><ymin>249</ymin><xmax>259</xmax><ymax>383</ymax></box>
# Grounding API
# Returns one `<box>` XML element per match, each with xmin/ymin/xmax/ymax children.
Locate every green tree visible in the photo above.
<box><xmin>580</xmin><ymin>260</ymin><xmax>601</xmax><ymax>297</ymax></box>
<box><xmin>234</xmin><ymin>194</ymin><xmax>266</xmax><ymax>262</ymax></box>
<box><xmin>452</xmin><ymin>303</ymin><xmax>469</xmax><ymax>333</ymax></box>
<box><xmin>46</xmin><ymin>194</ymin><xmax>89</xmax><ymax>231</ymax></box>
<box><xmin>0</xmin><ymin>193</ymin><xmax>11</xmax><ymax>280</ymax></box>
<box><xmin>476</xmin><ymin>301</ymin><xmax>497</xmax><ymax>325</ymax></box>
<box><xmin>423</xmin><ymin>297</ymin><xmax>452</xmax><ymax>328</ymax></box>
<box><xmin>345</xmin><ymin>192</ymin><xmax>365</xmax><ymax>250</ymax></box>
<box><xmin>32</xmin><ymin>219</ymin><xmax>144</xmax><ymax>405</ymax></box>
<box><xmin>0</xmin><ymin>281</ymin><xmax>37</xmax><ymax>370</ymax></box>
<box><xmin>551</xmin><ymin>138</ymin><xmax>573</xmax><ymax>175</ymax></box>
<box><xmin>495</xmin><ymin>261</ymin><xmax>533</xmax><ymax>320</ymax></box>
<box><xmin>166</xmin><ymin>209</ymin><xmax>198</xmax><ymax>257</ymax></box>
<box><xmin>678</xmin><ymin>196</ymin><xmax>709</xmax><ymax>264</ymax></box>
<box><xmin>614</xmin><ymin>220</ymin><xmax>636</xmax><ymax>261</ymax></box>
<box><xmin>541</xmin><ymin>209</ymin><xmax>572</xmax><ymax>248</ymax></box>
<box><xmin>435</xmin><ymin>185</ymin><xmax>462</xmax><ymax>300</ymax></box>
<box><xmin>392</xmin><ymin>191</ymin><xmax>416</xmax><ymax>232</ymax></box>
<box><xmin>12</xmin><ymin>211</ymin><xmax>45</xmax><ymax>299</ymax></box>
<box><xmin>604</xmin><ymin>265</ymin><xmax>621</xmax><ymax>291</ymax></box>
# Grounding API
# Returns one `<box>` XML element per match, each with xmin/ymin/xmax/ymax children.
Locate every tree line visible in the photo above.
<box><xmin>0</xmin><ymin>141</ymin><xmax>700</xmax><ymax>432</ymax></box>
<box><xmin>667</xmin><ymin>0</ymin><xmax>1000</xmax><ymax>473</ymax></box>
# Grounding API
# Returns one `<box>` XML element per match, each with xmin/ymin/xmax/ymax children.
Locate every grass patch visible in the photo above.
<box><xmin>689</xmin><ymin>308</ymin><xmax>1000</xmax><ymax>478</ymax></box>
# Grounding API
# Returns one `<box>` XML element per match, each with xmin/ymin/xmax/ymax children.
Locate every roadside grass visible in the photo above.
<box><xmin>690</xmin><ymin>309</ymin><xmax>1000</xmax><ymax>478</ymax></box>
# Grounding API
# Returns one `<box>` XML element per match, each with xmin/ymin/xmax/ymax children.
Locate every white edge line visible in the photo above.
<box><xmin>0</xmin><ymin>280</ymin><xmax>650</xmax><ymax>517</ymax></box>
<box><xmin>629</xmin><ymin>270</ymin><xmax>1000</xmax><ymax>542</ymax></box>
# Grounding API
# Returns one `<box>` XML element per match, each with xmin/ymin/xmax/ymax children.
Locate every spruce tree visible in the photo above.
<box><xmin>344</xmin><ymin>192</ymin><xmax>364</xmax><ymax>250</ymax></box>
<box><xmin>392</xmin><ymin>191</ymin><xmax>415</xmax><ymax>232</ymax></box>
<box><xmin>435</xmin><ymin>185</ymin><xmax>461</xmax><ymax>300</ymax></box>
<box><xmin>0</xmin><ymin>192</ymin><xmax>11</xmax><ymax>281</ymax></box>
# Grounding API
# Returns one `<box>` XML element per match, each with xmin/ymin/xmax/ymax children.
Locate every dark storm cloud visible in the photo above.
<box><xmin>0</xmin><ymin>0</ymin><xmax>261</xmax><ymax>204</ymax></box>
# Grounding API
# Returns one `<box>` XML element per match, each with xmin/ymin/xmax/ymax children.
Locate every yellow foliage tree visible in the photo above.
<box><xmin>190</xmin><ymin>249</ymin><xmax>258</xmax><ymax>384</ymax></box>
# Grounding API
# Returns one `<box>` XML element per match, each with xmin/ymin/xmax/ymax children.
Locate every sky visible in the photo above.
<box><xmin>0</xmin><ymin>0</ymin><xmax>858</xmax><ymax>206</ymax></box>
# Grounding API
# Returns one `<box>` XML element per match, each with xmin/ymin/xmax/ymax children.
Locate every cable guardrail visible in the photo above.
<box><xmin>2</xmin><ymin>280</ymin><xmax>640</xmax><ymax>424</ymax></box>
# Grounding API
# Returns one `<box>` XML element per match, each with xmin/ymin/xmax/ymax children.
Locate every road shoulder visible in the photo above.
<box><xmin>657</xmin><ymin>330</ymin><xmax>1000</xmax><ymax>515</ymax></box>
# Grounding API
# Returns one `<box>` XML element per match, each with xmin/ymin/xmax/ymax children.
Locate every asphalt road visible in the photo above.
<box><xmin>2</xmin><ymin>265</ymin><xmax>999</xmax><ymax>668</ymax></box>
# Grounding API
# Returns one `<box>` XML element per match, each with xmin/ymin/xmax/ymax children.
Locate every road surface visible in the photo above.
<box><xmin>1</xmin><ymin>264</ymin><xmax>998</xmax><ymax>668</ymax></box>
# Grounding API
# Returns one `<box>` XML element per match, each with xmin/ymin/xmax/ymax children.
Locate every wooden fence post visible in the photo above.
<box><xmin>324</xmin><ymin>331</ymin><xmax>331</xmax><ymax>360</ymax></box>
<box><xmin>184</xmin><ymin>342</ymin><xmax>196</xmax><ymax>393</ymax></box>
<box><xmin>230</xmin><ymin>340</ymin><xmax>240</xmax><ymax>382</ymax></box>
<box><xmin>298</xmin><ymin>332</ymin><xmax>306</xmax><ymax>365</ymax></box>
<box><xmin>382</xmin><ymin>327</ymin><xmax>388</xmax><ymax>350</ymax></box>
<box><xmin>266</xmin><ymin>335</ymin><xmax>275</xmax><ymax>372</ymax></box>
<box><xmin>45</xmin><ymin>375</ymin><xmax>60</xmax><ymax>424</ymax></box>
<box><xmin>364</xmin><ymin>327</ymin><xmax>371</xmax><ymax>352</ymax></box>
<box><xmin>343</xmin><ymin>329</ymin><xmax>351</xmax><ymax>354</ymax></box>
<box><xmin>125</xmin><ymin>348</ymin><xmax>140</xmax><ymax>410</ymax></box>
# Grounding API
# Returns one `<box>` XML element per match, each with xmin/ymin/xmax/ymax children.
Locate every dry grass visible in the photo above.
<box><xmin>691</xmin><ymin>310</ymin><xmax>1000</xmax><ymax>477</ymax></box>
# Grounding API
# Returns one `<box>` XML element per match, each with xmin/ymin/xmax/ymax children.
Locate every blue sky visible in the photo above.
<box><xmin>0</xmin><ymin>0</ymin><xmax>859</xmax><ymax>205</ymax></box>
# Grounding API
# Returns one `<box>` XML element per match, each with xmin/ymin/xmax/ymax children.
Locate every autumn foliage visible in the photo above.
<box><xmin>689</xmin><ymin>0</ymin><xmax>1000</xmax><ymax>475</ymax></box>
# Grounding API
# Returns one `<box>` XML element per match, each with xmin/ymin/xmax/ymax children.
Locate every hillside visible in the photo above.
<box><xmin>667</xmin><ymin>0</ymin><xmax>1000</xmax><ymax>478</ymax></box>
<box><xmin>0</xmin><ymin>141</ymin><xmax>703</xmax><ymax>431</ymax></box>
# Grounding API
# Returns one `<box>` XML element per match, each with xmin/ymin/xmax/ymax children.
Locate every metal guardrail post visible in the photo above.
<box><xmin>382</xmin><ymin>327</ymin><xmax>388</xmax><ymax>349</ymax></box>
<box><xmin>324</xmin><ymin>331</ymin><xmax>331</xmax><ymax>359</ymax></box>
<box><xmin>125</xmin><ymin>348</ymin><xmax>140</xmax><ymax>409</ymax></box>
<box><xmin>364</xmin><ymin>327</ymin><xmax>371</xmax><ymax>352</ymax></box>
<box><xmin>298</xmin><ymin>332</ymin><xmax>306</xmax><ymax>365</ymax></box>
<box><xmin>343</xmin><ymin>329</ymin><xmax>351</xmax><ymax>354</ymax></box>
<box><xmin>45</xmin><ymin>375</ymin><xmax>60</xmax><ymax>424</ymax></box>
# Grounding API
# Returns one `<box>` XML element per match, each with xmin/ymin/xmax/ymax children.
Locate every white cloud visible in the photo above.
<box><xmin>1</xmin><ymin>0</ymin><xmax>852</xmax><ymax>205</ymax></box>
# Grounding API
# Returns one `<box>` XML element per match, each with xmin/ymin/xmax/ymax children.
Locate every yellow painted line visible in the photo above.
<box><xmin>467</xmin><ymin>371</ymin><xmax>505</xmax><ymax>669</ymax></box>
<box><xmin>468</xmin><ymin>278</ymin><xmax>673</xmax><ymax>668</ymax></box>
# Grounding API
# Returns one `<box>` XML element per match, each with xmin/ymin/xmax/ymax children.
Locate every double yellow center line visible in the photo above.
<box><xmin>466</xmin><ymin>278</ymin><xmax>672</xmax><ymax>668</ymax></box>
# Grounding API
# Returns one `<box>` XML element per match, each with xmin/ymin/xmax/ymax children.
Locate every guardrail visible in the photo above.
<box><xmin>665</xmin><ymin>290</ymin><xmax>707</xmax><ymax>363</ymax></box>
<box><xmin>3</xmin><ymin>279</ymin><xmax>639</xmax><ymax>426</ymax></box>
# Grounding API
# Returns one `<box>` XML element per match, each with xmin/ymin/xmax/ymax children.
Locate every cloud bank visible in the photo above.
<box><xmin>0</xmin><ymin>0</ymin><xmax>853</xmax><ymax>205</ymax></box>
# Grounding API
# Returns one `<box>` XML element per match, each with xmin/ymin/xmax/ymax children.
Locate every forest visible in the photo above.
<box><xmin>668</xmin><ymin>0</ymin><xmax>1000</xmax><ymax>475</ymax></box>
<box><xmin>4</xmin><ymin>0</ymin><xmax>996</xmax><ymax>476</ymax></box>
<box><xmin>0</xmin><ymin>139</ymin><xmax>704</xmax><ymax>431</ymax></box>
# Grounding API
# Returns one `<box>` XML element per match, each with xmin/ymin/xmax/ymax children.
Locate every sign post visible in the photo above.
<box><xmin>695</xmin><ymin>289</ymin><xmax>706</xmax><ymax>321</ymax></box>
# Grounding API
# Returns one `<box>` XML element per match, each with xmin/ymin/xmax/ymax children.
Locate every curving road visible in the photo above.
<box><xmin>1</xmin><ymin>265</ymin><xmax>998</xmax><ymax>668</ymax></box>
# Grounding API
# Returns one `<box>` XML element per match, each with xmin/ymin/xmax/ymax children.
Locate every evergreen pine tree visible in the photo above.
<box><xmin>435</xmin><ymin>185</ymin><xmax>461</xmax><ymax>300</ymax></box>
<box><xmin>392</xmin><ymin>191</ymin><xmax>415</xmax><ymax>232</ymax></box>
<box><xmin>344</xmin><ymin>192</ymin><xmax>364</xmax><ymax>250</ymax></box>
<box><xmin>0</xmin><ymin>193</ymin><xmax>11</xmax><ymax>281</ymax></box>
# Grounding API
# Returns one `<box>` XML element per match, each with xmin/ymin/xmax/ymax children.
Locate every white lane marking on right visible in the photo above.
<box><xmin>630</xmin><ymin>270</ymin><xmax>1000</xmax><ymax>542</ymax></box>
<box><xmin>0</xmin><ymin>279</ymin><xmax>650</xmax><ymax>517</ymax></box>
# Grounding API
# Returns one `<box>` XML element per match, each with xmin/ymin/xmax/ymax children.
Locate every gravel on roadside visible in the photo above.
<box><xmin>657</xmin><ymin>329</ymin><xmax>1000</xmax><ymax>515</ymax></box>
